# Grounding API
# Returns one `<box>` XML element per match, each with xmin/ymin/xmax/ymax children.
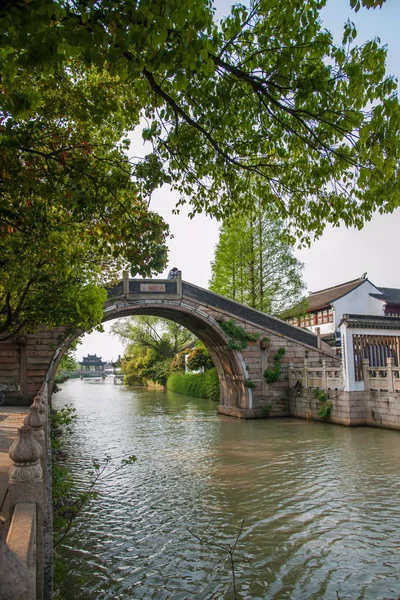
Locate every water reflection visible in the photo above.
<box><xmin>54</xmin><ymin>379</ymin><xmax>400</xmax><ymax>599</ymax></box>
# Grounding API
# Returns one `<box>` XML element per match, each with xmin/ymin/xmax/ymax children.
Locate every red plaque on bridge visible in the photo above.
<box><xmin>140</xmin><ymin>283</ymin><xmax>166</xmax><ymax>292</ymax></box>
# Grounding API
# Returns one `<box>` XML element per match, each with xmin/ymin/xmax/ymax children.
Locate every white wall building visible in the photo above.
<box><xmin>285</xmin><ymin>274</ymin><xmax>400</xmax><ymax>346</ymax></box>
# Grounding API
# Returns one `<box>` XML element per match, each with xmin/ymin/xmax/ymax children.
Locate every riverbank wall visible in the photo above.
<box><xmin>289</xmin><ymin>388</ymin><xmax>400</xmax><ymax>430</ymax></box>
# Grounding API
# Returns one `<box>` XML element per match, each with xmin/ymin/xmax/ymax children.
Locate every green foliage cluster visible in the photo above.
<box><xmin>55</xmin><ymin>349</ymin><xmax>79</xmax><ymax>384</ymax></box>
<box><xmin>113</xmin><ymin>316</ymin><xmax>195</xmax><ymax>386</ymax></box>
<box><xmin>244</xmin><ymin>379</ymin><xmax>256</xmax><ymax>389</ymax></box>
<box><xmin>123</xmin><ymin>354</ymin><xmax>172</xmax><ymax>387</ymax></box>
<box><xmin>264</xmin><ymin>348</ymin><xmax>286</xmax><ymax>383</ymax></box>
<box><xmin>50</xmin><ymin>405</ymin><xmax>77</xmax><ymax>449</ymax></box>
<box><xmin>169</xmin><ymin>350</ymin><xmax>188</xmax><ymax>374</ymax></box>
<box><xmin>351</xmin><ymin>0</ymin><xmax>385</xmax><ymax>9</ymax></box>
<box><xmin>262</xmin><ymin>404</ymin><xmax>273</xmax><ymax>417</ymax></box>
<box><xmin>314</xmin><ymin>388</ymin><xmax>333</xmax><ymax>419</ymax></box>
<box><xmin>186</xmin><ymin>345</ymin><xmax>214</xmax><ymax>372</ymax></box>
<box><xmin>167</xmin><ymin>368</ymin><xmax>220</xmax><ymax>402</ymax></box>
<box><xmin>210</xmin><ymin>212</ymin><xmax>305</xmax><ymax>315</ymax></box>
<box><xmin>114</xmin><ymin>317</ymin><xmax>217</xmax><ymax>387</ymax></box>
<box><xmin>0</xmin><ymin>0</ymin><xmax>397</xmax><ymax>338</ymax></box>
<box><xmin>219</xmin><ymin>319</ymin><xmax>259</xmax><ymax>351</ymax></box>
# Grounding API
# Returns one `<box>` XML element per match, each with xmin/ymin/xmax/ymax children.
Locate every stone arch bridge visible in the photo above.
<box><xmin>0</xmin><ymin>272</ymin><xmax>336</xmax><ymax>418</ymax></box>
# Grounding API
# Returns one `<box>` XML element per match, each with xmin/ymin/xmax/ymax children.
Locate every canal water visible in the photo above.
<box><xmin>53</xmin><ymin>379</ymin><xmax>400</xmax><ymax>600</ymax></box>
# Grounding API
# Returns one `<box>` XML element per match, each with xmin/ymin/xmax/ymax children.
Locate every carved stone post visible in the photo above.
<box><xmin>387</xmin><ymin>357</ymin><xmax>394</xmax><ymax>393</ymax></box>
<box><xmin>362</xmin><ymin>358</ymin><xmax>370</xmax><ymax>391</ymax></box>
<box><xmin>315</xmin><ymin>327</ymin><xmax>321</xmax><ymax>350</ymax></box>
<box><xmin>176</xmin><ymin>270</ymin><xmax>183</xmax><ymax>298</ymax></box>
<box><xmin>303</xmin><ymin>359</ymin><xmax>308</xmax><ymax>389</ymax></box>
<box><xmin>322</xmin><ymin>360</ymin><xmax>327</xmax><ymax>391</ymax></box>
<box><xmin>32</xmin><ymin>394</ymin><xmax>46</xmax><ymax>420</ymax></box>
<box><xmin>9</xmin><ymin>427</ymin><xmax>44</xmax><ymax>600</ymax></box>
<box><xmin>24</xmin><ymin>406</ymin><xmax>47</xmax><ymax>484</ymax></box>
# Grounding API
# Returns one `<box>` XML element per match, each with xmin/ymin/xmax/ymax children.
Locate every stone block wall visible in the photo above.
<box><xmin>0</xmin><ymin>328</ymin><xmax>65</xmax><ymax>405</ymax></box>
<box><xmin>288</xmin><ymin>389</ymin><xmax>348</xmax><ymax>425</ymax></box>
<box><xmin>365</xmin><ymin>392</ymin><xmax>400</xmax><ymax>430</ymax></box>
<box><xmin>289</xmin><ymin>388</ymin><xmax>400</xmax><ymax>430</ymax></box>
<box><xmin>0</xmin><ymin>340</ymin><xmax>20</xmax><ymax>397</ymax></box>
<box><xmin>238</xmin><ymin>329</ymin><xmax>334</xmax><ymax>417</ymax></box>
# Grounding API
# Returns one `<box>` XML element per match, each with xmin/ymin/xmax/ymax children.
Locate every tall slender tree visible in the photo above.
<box><xmin>209</xmin><ymin>211</ymin><xmax>305</xmax><ymax>316</ymax></box>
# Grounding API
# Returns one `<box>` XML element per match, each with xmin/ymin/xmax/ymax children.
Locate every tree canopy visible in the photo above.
<box><xmin>209</xmin><ymin>210</ymin><xmax>305</xmax><ymax>315</ymax></box>
<box><xmin>112</xmin><ymin>316</ymin><xmax>194</xmax><ymax>385</ymax></box>
<box><xmin>1</xmin><ymin>0</ymin><xmax>398</xmax><ymax>335</ymax></box>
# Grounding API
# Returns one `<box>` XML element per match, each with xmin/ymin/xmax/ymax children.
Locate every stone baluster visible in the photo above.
<box><xmin>386</xmin><ymin>357</ymin><xmax>394</xmax><ymax>393</ymax></box>
<box><xmin>122</xmin><ymin>269</ymin><xmax>130</xmax><ymax>295</ymax></box>
<box><xmin>38</xmin><ymin>383</ymin><xmax>48</xmax><ymax>412</ymax></box>
<box><xmin>9</xmin><ymin>426</ymin><xmax>44</xmax><ymax>600</ymax></box>
<box><xmin>322</xmin><ymin>360</ymin><xmax>327</xmax><ymax>391</ymax></box>
<box><xmin>9</xmin><ymin>426</ymin><xmax>42</xmax><ymax>485</ymax></box>
<box><xmin>362</xmin><ymin>358</ymin><xmax>370</xmax><ymax>391</ymax></box>
<box><xmin>315</xmin><ymin>327</ymin><xmax>321</xmax><ymax>350</ymax></box>
<box><xmin>24</xmin><ymin>405</ymin><xmax>47</xmax><ymax>481</ymax></box>
<box><xmin>32</xmin><ymin>394</ymin><xmax>46</xmax><ymax>419</ymax></box>
<box><xmin>303</xmin><ymin>359</ymin><xmax>308</xmax><ymax>389</ymax></box>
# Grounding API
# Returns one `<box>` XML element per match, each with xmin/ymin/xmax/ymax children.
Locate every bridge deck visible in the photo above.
<box><xmin>182</xmin><ymin>282</ymin><xmax>318</xmax><ymax>348</ymax></box>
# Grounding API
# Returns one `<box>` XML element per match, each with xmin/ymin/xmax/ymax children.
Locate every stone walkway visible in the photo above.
<box><xmin>0</xmin><ymin>407</ymin><xmax>27</xmax><ymax>528</ymax></box>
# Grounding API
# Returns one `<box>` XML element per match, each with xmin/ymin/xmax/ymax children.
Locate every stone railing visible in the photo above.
<box><xmin>362</xmin><ymin>357</ymin><xmax>400</xmax><ymax>392</ymax></box>
<box><xmin>0</xmin><ymin>382</ymin><xmax>51</xmax><ymax>600</ymax></box>
<box><xmin>289</xmin><ymin>360</ymin><xmax>343</xmax><ymax>391</ymax></box>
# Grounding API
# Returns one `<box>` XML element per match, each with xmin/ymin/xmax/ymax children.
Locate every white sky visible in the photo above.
<box><xmin>78</xmin><ymin>0</ymin><xmax>400</xmax><ymax>362</ymax></box>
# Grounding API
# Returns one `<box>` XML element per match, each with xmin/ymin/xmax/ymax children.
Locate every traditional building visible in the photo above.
<box><xmin>79</xmin><ymin>354</ymin><xmax>106</xmax><ymax>373</ymax></box>
<box><xmin>284</xmin><ymin>274</ymin><xmax>400</xmax><ymax>346</ymax></box>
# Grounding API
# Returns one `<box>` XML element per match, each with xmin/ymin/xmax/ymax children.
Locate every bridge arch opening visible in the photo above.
<box><xmin>48</xmin><ymin>298</ymin><xmax>251</xmax><ymax>413</ymax></box>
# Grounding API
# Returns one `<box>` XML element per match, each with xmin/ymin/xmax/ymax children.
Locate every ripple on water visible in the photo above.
<box><xmin>54</xmin><ymin>379</ymin><xmax>400</xmax><ymax>599</ymax></box>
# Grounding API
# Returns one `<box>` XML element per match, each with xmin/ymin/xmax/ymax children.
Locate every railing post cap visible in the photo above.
<box><xmin>9</xmin><ymin>425</ymin><xmax>42</xmax><ymax>467</ymax></box>
<box><xmin>24</xmin><ymin>404</ymin><xmax>46</xmax><ymax>430</ymax></box>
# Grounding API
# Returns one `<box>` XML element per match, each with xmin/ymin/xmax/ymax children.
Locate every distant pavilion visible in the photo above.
<box><xmin>79</xmin><ymin>354</ymin><xmax>106</xmax><ymax>374</ymax></box>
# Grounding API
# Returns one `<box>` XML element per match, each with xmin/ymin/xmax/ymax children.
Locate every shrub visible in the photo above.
<box><xmin>167</xmin><ymin>368</ymin><xmax>220</xmax><ymax>401</ymax></box>
<box><xmin>205</xmin><ymin>368</ymin><xmax>220</xmax><ymax>401</ymax></box>
<box><xmin>264</xmin><ymin>347</ymin><xmax>286</xmax><ymax>383</ymax></box>
<box><xmin>169</xmin><ymin>350</ymin><xmax>188</xmax><ymax>373</ymax></box>
<box><xmin>219</xmin><ymin>319</ymin><xmax>259</xmax><ymax>351</ymax></box>
<box><xmin>313</xmin><ymin>388</ymin><xmax>332</xmax><ymax>419</ymax></box>
<box><xmin>186</xmin><ymin>346</ymin><xmax>214</xmax><ymax>371</ymax></box>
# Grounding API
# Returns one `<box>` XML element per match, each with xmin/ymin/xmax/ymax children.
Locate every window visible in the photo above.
<box><xmin>314</xmin><ymin>308</ymin><xmax>334</xmax><ymax>325</ymax></box>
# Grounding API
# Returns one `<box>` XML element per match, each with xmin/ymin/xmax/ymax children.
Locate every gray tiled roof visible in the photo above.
<box><xmin>283</xmin><ymin>277</ymin><xmax>368</xmax><ymax>317</ymax></box>
<box><xmin>371</xmin><ymin>287</ymin><xmax>400</xmax><ymax>305</ymax></box>
<box><xmin>339</xmin><ymin>314</ymin><xmax>400</xmax><ymax>329</ymax></box>
<box><xmin>306</xmin><ymin>278</ymin><xmax>368</xmax><ymax>310</ymax></box>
